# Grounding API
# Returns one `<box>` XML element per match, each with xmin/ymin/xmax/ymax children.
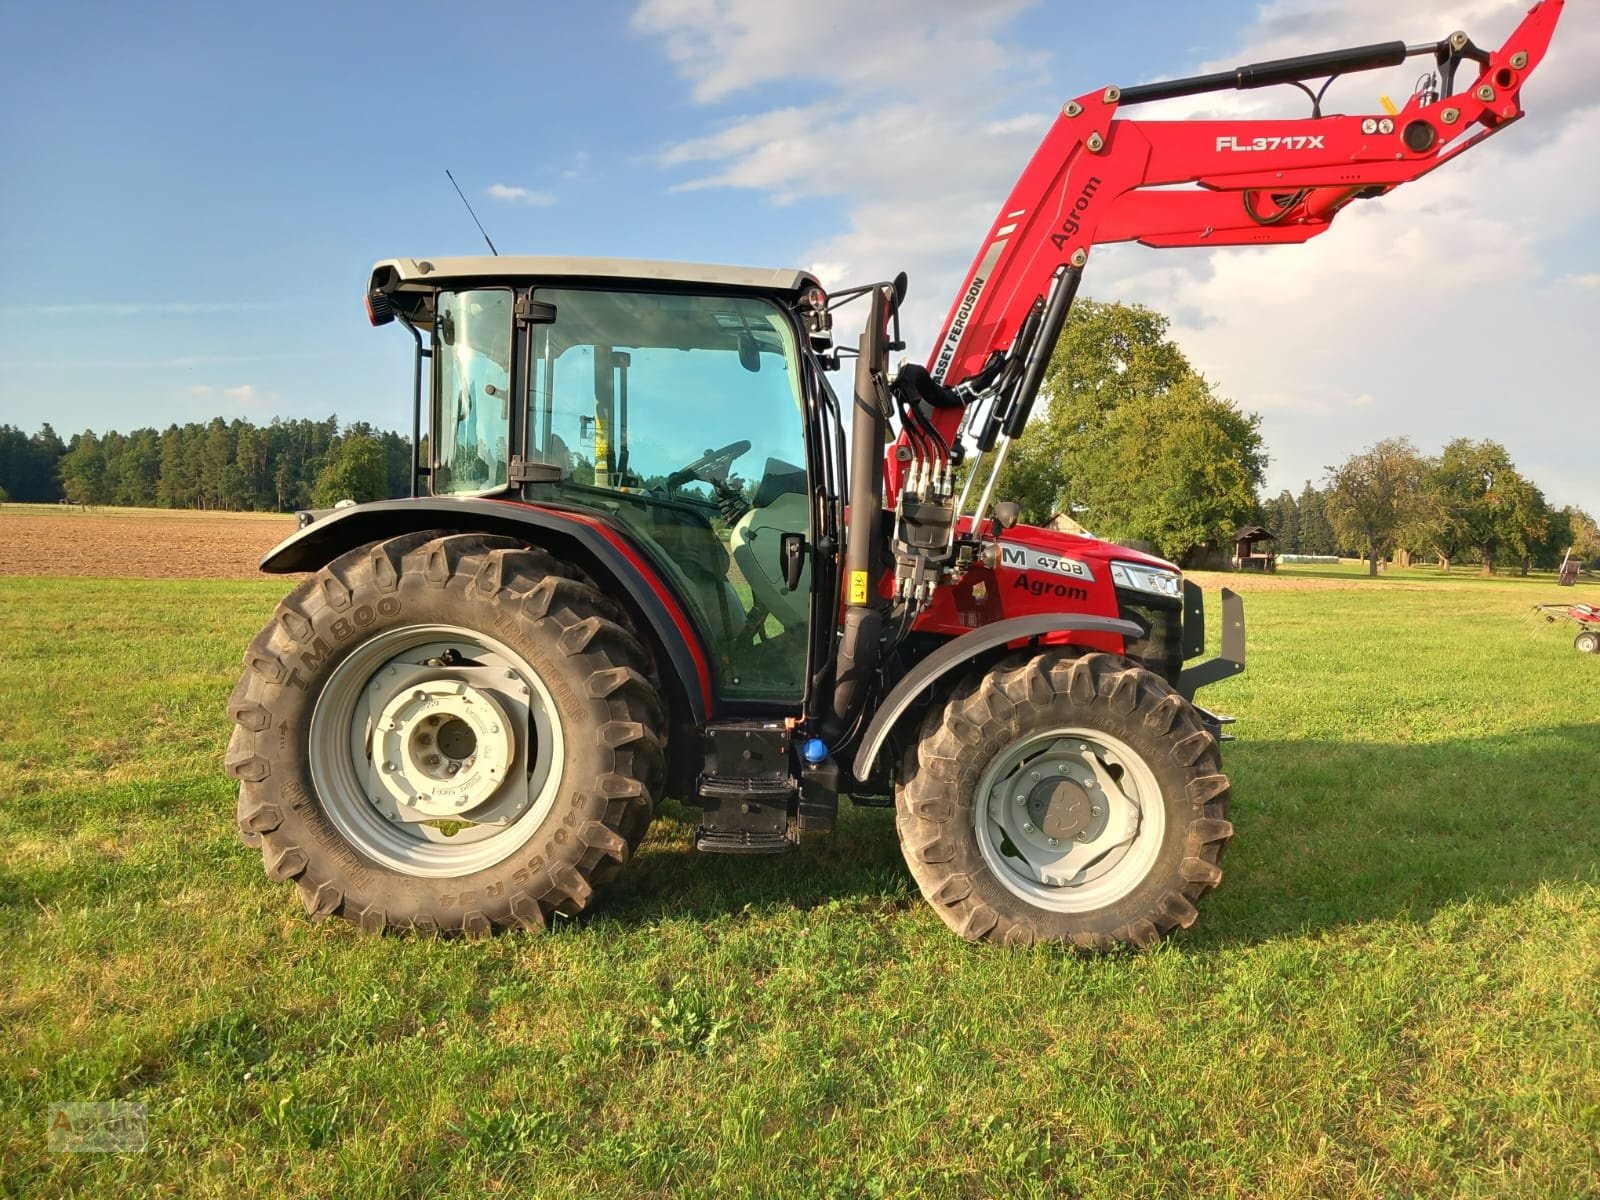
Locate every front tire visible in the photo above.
<box><xmin>896</xmin><ymin>650</ymin><xmax>1232</xmax><ymax>948</ymax></box>
<box><xmin>226</xmin><ymin>532</ymin><xmax>665</xmax><ymax>934</ymax></box>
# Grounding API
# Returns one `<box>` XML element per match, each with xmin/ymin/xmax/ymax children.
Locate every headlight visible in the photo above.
<box><xmin>1110</xmin><ymin>561</ymin><xmax>1182</xmax><ymax>599</ymax></box>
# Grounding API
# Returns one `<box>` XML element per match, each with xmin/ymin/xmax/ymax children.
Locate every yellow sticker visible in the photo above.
<box><xmin>849</xmin><ymin>570</ymin><xmax>869</xmax><ymax>605</ymax></box>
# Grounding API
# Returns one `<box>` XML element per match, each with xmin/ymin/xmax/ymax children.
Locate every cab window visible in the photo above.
<box><xmin>433</xmin><ymin>288</ymin><xmax>513</xmax><ymax>495</ymax></box>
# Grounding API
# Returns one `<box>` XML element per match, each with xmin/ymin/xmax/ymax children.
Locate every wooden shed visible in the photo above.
<box><xmin>1232</xmin><ymin>525</ymin><xmax>1276</xmax><ymax>572</ymax></box>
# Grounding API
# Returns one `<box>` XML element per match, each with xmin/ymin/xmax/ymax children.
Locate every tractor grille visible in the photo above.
<box><xmin>1116</xmin><ymin>591</ymin><xmax>1184</xmax><ymax>686</ymax></box>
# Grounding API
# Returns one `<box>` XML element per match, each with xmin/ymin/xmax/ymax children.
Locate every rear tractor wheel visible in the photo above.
<box><xmin>227</xmin><ymin>532</ymin><xmax>665</xmax><ymax>934</ymax></box>
<box><xmin>897</xmin><ymin>649</ymin><xmax>1233</xmax><ymax>948</ymax></box>
<box><xmin>1576</xmin><ymin>630</ymin><xmax>1600</xmax><ymax>655</ymax></box>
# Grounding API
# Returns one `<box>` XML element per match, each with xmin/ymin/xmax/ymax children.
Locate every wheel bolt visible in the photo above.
<box><xmin>1022</xmin><ymin>822</ymin><xmax>1033</xmax><ymax>833</ymax></box>
<box><xmin>426</xmin><ymin>754</ymin><xmax>441</xmax><ymax>766</ymax></box>
<box><xmin>1091</xmin><ymin>806</ymin><xmax>1102</xmax><ymax>817</ymax></box>
<box><xmin>1015</xmin><ymin>794</ymin><xmax>1027</xmax><ymax>804</ymax></box>
<box><xmin>1076</xmin><ymin>831</ymin><xmax>1090</xmax><ymax>842</ymax></box>
<box><xmin>1048</xmin><ymin>838</ymin><xmax>1059</xmax><ymax>848</ymax></box>
<box><xmin>418</xmin><ymin>734</ymin><xmax>433</xmax><ymax>746</ymax></box>
<box><xmin>383</xmin><ymin>761</ymin><xmax>397</xmax><ymax>772</ymax></box>
<box><xmin>447</xmin><ymin>763</ymin><xmax>460</xmax><ymax>776</ymax></box>
<box><xmin>1030</xmin><ymin>771</ymin><xmax>1040</xmax><ymax>780</ymax></box>
<box><xmin>412</xmin><ymin>691</ymin><xmax>426</xmax><ymax>702</ymax></box>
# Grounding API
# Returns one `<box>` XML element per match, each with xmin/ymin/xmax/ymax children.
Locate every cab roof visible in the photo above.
<box><xmin>370</xmin><ymin>256</ymin><xmax>821</xmax><ymax>300</ymax></box>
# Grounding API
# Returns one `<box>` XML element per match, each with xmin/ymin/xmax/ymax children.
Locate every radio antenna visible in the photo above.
<box><xmin>445</xmin><ymin>169</ymin><xmax>499</xmax><ymax>256</ymax></box>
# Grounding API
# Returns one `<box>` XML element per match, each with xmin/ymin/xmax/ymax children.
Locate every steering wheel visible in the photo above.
<box><xmin>666</xmin><ymin>440</ymin><xmax>752</xmax><ymax>491</ymax></box>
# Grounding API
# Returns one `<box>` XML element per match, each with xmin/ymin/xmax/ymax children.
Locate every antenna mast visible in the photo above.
<box><xmin>445</xmin><ymin>169</ymin><xmax>499</xmax><ymax>256</ymax></box>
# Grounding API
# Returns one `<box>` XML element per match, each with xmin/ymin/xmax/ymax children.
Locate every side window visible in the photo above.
<box><xmin>433</xmin><ymin>289</ymin><xmax>513</xmax><ymax>495</ymax></box>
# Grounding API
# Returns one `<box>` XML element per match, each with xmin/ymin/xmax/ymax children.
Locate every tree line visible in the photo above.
<box><xmin>1316</xmin><ymin>437</ymin><xmax>1598</xmax><ymax>576</ymax></box>
<box><xmin>980</xmin><ymin>298</ymin><xmax>1593</xmax><ymax>573</ymax></box>
<box><xmin>3</xmin><ymin>301</ymin><xmax>1591</xmax><ymax>577</ymax></box>
<box><xmin>0</xmin><ymin>418</ymin><xmax>413</xmax><ymax>512</ymax></box>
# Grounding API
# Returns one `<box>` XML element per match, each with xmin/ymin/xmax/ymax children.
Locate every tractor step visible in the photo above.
<box><xmin>694</xmin><ymin>719</ymin><xmax>799</xmax><ymax>853</ymax></box>
<box><xmin>698</xmin><ymin>776</ymin><xmax>795</xmax><ymax>800</ymax></box>
<box><xmin>694</xmin><ymin>828</ymin><xmax>796</xmax><ymax>854</ymax></box>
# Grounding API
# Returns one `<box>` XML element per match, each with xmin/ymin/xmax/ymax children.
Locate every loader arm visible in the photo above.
<box><xmin>904</xmin><ymin>0</ymin><xmax>1563</xmax><ymax>489</ymax></box>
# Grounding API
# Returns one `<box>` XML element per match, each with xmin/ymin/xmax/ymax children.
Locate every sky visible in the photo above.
<box><xmin>1</xmin><ymin>0</ymin><xmax>1595</xmax><ymax>514</ymax></box>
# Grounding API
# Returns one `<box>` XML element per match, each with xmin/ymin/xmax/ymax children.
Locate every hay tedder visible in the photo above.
<box><xmin>228</xmin><ymin>2</ymin><xmax>1563</xmax><ymax>945</ymax></box>
<box><xmin>1530</xmin><ymin>603</ymin><xmax>1600</xmax><ymax>655</ymax></box>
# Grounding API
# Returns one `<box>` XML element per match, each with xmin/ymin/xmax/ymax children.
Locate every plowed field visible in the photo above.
<box><xmin>0</xmin><ymin>506</ymin><xmax>298</xmax><ymax>579</ymax></box>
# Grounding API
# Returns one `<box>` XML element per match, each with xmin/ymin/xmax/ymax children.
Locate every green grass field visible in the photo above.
<box><xmin>2</xmin><ymin>565</ymin><xmax>1597</xmax><ymax>1198</ymax></box>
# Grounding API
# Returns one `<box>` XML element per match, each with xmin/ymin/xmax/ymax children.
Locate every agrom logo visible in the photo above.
<box><xmin>1013</xmin><ymin>573</ymin><xmax>1089</xmax><ymax>603</ymax></box>
<box><xmin>1050</xmin><ymin>176</ymin><xmax>1102</xmax><ymax>252</ymax></box>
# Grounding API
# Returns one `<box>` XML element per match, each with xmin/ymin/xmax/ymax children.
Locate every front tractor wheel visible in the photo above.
<box><xmin>227</xmin><ymin>532</ymin><xmax>665</xmax><ymax>934</ymax></box>
<box><xmin>1576</xmin><ymin>630</ymin><xmax>1600</xmax><ymax>655</ymax></box>
<box><xmin>897</xmin><ymin>650</ymin><xmax>1233</xmax><ymax>948</ymax></box>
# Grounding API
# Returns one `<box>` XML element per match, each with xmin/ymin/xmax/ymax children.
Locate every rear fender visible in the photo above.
<box><xmin>260</xmin><ymin>497</ymin><xmax>712</xmax><ymax>726</ymax></box>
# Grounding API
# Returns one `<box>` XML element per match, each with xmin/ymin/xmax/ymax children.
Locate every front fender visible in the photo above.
<box><xmin>850</xmin><ymin>613</ymin><xmax>1142</xmax><ymax>783</ymax></box>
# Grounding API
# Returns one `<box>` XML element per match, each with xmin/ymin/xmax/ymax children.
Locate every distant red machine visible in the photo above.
<box><xmin>1532</xmin><ymin>603</ymin><xmax>1600</xmax><ymax>655</ymax></box>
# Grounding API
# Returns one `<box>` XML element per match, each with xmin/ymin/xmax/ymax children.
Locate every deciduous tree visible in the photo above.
<box><xmin>999</xmin><ymin>299</ymin><xmax>1265</xmax><ymax>561</ymax></box>
<box><xmin>1324</xmin><ymin>438</ymin><xmax>1428</xmax><ymax>576</ymax></box>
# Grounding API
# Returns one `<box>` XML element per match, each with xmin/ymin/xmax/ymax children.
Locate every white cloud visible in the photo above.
<box><xmin>486</xmin><ymin>183</ymin><xmax>556</xmax><ymax>206</ymax></box>
<box><xmin>637</xmin><ymin>0</ymin><xmax>1051</xmax><ymax>339</ymax></box>
<box><xmin>632</xmin><ymin>0</ymin><xmax>1038</xmax><ymax>104</ymax></box>
<box><xmin>223</xmin><ymin>385</ymin><xmax>267</xmax><ymax>405</ymax></box>
<box><xmin>1562</xmin><ymin>272</ymin><xmax>1600</xmax><ymax>290</ymax></box>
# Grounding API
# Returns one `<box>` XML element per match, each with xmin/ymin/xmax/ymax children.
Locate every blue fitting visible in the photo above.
<box><xmin>802</xmin><ymin>737</ymin><xmax>829</xmax><ymax>765</ymax></box>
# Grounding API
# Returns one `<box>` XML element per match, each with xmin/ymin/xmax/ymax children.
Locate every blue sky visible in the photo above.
<box><xmin>2</xmin><ymin>1</ymin><xmax>1595</xmax><ymax>515</ymax></box>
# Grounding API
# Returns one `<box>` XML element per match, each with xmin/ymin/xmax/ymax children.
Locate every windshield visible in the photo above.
<box><xmin>525</xmin><ymin>288</ymin><xmax>811</xmax><ymax>701</ymax></box>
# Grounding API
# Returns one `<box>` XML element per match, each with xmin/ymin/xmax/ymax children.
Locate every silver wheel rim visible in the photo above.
<box><xmin>974</xmin><ymin>725</ymin><xmax>1165</xmax><ymax>913</ymax></box>
<box><xmin>307</xmin><ymin>623</ymin><xmax>564</xmax><ymax>877</ymax></box>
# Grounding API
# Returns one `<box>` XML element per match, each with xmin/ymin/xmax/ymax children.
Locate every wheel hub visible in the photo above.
<box><xmin>979</xmin><ymin>732</ymin><xmax>1158</xmax><ymax>910</ymax></box>
<box><xmin>373</xmin><ymin>679</ymin><xmax>515</xmax><ymax>818</ymax></box>
<box><xmin>1030</xmin><ymin>777</ymin><xmax>1096</xmax><ymax>841</ymax></box>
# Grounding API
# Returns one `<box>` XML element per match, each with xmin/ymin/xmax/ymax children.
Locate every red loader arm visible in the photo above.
<box><xmin>897</xmin><ymin>0</ymin><xmax>1563</xmax><ymax>508</ymax></box>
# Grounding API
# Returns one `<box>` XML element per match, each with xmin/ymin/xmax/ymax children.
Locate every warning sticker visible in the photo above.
<box><xmin>849</xmin><ymin>570</ymin><xmax>870</xmax><ymax>605</ymax></box>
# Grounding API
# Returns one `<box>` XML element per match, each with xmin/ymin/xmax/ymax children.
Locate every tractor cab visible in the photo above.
<box><xmin>365</xmin><ymin>256</ymin><xmax>837</xmax><ymax>708</ymax></box>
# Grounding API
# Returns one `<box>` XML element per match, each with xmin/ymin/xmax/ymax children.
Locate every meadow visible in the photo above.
<box><xmin>1</xmin><ymin>541</ymin><xmax>1597</xmax><ymax>1198</ymax></box>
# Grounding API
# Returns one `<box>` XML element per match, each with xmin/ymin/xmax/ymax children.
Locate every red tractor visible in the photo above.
<box><xmin>229</xmin><ymin>2</ymin><xmax>1562</xmax><ymax>946</ymax></box>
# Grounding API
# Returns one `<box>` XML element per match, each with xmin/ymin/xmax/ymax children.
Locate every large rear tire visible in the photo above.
<box><xmin>227</xmin><ymin>532</ymin><xmax>665</xmax><ymax>934</ymax></box>
<box><xmin>896</xmin><ymin>650</ymin><xmax>1232</xmax><ymax>948</ymax></box>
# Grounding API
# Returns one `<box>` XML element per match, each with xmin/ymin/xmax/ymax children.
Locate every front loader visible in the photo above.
<box><xmin>228</xmin><ymin>1</ymin><xmax>1563</xmax><ymax>946</ymax></box>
